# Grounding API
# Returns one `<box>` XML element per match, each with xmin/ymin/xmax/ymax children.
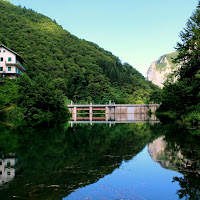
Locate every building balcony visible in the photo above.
<box><xmin>5</xmin><ymin>61</ymin><xmax>26</xmax><ymax>71</ymax></box>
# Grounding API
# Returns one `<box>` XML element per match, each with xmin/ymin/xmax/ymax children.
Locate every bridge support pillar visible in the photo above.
<box><xmin>89</xmin><ymin>103</ymin><xmax>93</xmax><ymax>121</ymax></box>
<box><xmin>73</xmin><ymin>107</ymin><xmax>77</xmax><ymax>122</ymax></box>
<box><xmin>106</xmin><ymin>106</ymin><xmax>109</xmax><ymax>121</ymax></box>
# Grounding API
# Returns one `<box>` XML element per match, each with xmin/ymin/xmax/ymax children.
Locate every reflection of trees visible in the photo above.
<box><xmin>0</xmin><ymin>125</ymin><xmax>19</xmax><ymax>154</ymax></box>
<box><xmin>0</xmin><ymin>123</ymin><xmax>161</xmax><ymax>200</ymax></box>
<box><xmin>173</xmin><ymin>174</ymin><xmax>200</xmax><ymax>200</ymax></box>
<box><xmin>148</xmin><ymin>124</ymin><xmax>200</xmax><ymax>199</ymax></box>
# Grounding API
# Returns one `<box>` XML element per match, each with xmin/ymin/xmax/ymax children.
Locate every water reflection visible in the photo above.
<box><xmin>65</xmin><ymin>146</ymin><xmax>183</xmax><ymax>200</ymax></box>
<box><xmin>0</xmin><ymin>123</ymin><xmax>199</xmax><ymax>199</ymax></box>
<box><xmin>70</xmin><ymin>113</ymin><xmax>159</xmax><ymax>126</ymax></box>
<box><xmin>0</xmin><ymin>157</ymin><xmax>17</xmax><ymax>186</ymax></box>
<box><xmin>148</xmin><ymin>136</ymin><xmax>200</xmax><ymax>171</ymax></box>
<box><xmin>0</xmin><ymin>123</ymin><xmax>160</xmax><ymax>200</ymax></box>
<box><xmin>148</xmin><ymin>128</ymin><xmax>200</xmax><ymax>199</ymax></box>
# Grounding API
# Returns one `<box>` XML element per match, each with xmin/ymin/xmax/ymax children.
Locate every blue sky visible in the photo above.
<box><xmin>8</xmin><ymin>0</ymin><xmax>198</xmax><ymax>76</ymax></box>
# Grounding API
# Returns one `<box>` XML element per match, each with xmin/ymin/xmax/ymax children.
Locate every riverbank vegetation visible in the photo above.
<box><xmin>157</xmin><ymin>2</ymin><xmax>200</xmax><ymax>129</ymax></box>
<box><xmin>0</xmin><ymin>74</ymin><xmax>70</xmax><ymax>126</ymax></box>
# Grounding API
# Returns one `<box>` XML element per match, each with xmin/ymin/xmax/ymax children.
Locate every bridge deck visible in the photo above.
<box><xmin>67</xmin><ymin>104</ymin><xmax>160</xmax><ymax>108</ymax></box>
<box><xmin>69</xmin><ymin>120</ymin><xmax>160</xmax><ymax>124</ymax></box>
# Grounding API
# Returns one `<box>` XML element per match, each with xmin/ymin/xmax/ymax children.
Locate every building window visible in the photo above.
<box><xmin>0</xmin><ymin>67</ymin><xmax>3</xmax><ymax>71</ymax></box>
<box><xmin>0</xmin><ymin>171</ymin><xmax>2</xmax><ymax>175</ymax></box>
<box><xmin>7</xmin><ymin>161</ymin><xmax>10</xmax><ymax>166</ymax></box>
<box><xmin>7</xmin><ymin>171</ymin><xmax>11</xmax><ymax>176</ymax></box>
<box><xmin>8</xmin><ymin>57</ymin><xmax>11</xmax><ymax>62</ymax></box>
<box><xmin>0</xmin><ymin>50</ymin><xmax>1</xmax><ymax>52</ymax></box>
<box><xmin>8</xmin><ymin>67</ymin><xmax>11</xmax><ymax>71</ymax></box>
<box><xmin>3</xmin><ymin>50</ymin><xmax>5</xmax><ymax>52</ymax></box>
<box><xmin>0</xmin><ymin>57</ymin><xmax>3</xmax><ymax>62</ymax></box>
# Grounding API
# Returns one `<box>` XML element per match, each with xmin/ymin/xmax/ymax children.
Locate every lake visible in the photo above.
<box><xmin>0</xmin><ymin>118</ymin><xmax>200</xmax><ymax>200</ymax></box>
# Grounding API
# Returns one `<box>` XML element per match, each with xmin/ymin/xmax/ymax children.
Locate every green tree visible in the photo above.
<box><xmin>0</xmin><ymin>78</ymin><xmax>19</xmax><ymax>109</ymax></box>
<box><xmin>17</xmin><ymin>73</ymin><xmax>69</xmax><ymax>125</ymax></box>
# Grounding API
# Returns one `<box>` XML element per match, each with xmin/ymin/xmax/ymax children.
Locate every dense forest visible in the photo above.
<box><xmin>158</xmin><ymin>2</ymin><xmax>200</xmax><ymax>128</ymax></box>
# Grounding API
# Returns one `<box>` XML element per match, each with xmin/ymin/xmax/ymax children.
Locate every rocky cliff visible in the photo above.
<box><xmin>147</xmin><ymin>52</ymin><xmax>180</xmax><ymax>88</ymax></box>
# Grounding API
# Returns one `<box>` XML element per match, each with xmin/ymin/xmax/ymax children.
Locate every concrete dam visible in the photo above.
<box><xmin>67</xmin><ymin>103</ymin><xmax>160</xmax><ymax>125</ymax></box>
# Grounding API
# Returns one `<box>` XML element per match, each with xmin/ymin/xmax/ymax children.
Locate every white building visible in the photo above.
<box><xmin>0</xmin><ymin>44</ymin><xmax>26</xmax><ymax>79</ymax></box>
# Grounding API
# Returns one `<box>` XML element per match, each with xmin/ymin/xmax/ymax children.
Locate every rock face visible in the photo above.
<box><xmin>147</xmin><ymin>52</ymin><xmax>180</xmax><ymax>88</ymax></box>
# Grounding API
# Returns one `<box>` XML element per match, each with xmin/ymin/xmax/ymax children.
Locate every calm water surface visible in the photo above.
<box><xmin>66</xmin><ymin>146</ymin><xmax>182</xmax><ymax>200</ymax></box>
<box><xmin>0</xmin><ymin>122</ymin><xmax>200</xmax><ymax>200</ymax></box>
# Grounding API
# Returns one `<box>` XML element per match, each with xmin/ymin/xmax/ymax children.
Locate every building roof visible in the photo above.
<box><xmin>0</xmin><ymin>44</ymin><xmax>26</xmax><ymax>63</ymax></box>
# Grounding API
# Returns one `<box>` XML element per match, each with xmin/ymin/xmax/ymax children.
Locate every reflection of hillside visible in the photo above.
<box><xmin>148</xmin><ymin>128</ymin><xmax>200</xmax><ymax>200</ymax></box>
<box><xmin>148</xmin><ymin>132</ymin><xmax>200</xmax><ymax>199</ymax></box>
<box><xmin>148</xmin><ymin>136</ymin><xmax>166</xmax><ymax>162</ymax></box>
<box><xmin>148</xmin><ymin>136</ymin><xmax>200</xmax><ymax>172</ymax></box>
<box><xmin>0</xmin><ymin>123</ymin><xmax>160</xmax><ymax>200</ymax></box>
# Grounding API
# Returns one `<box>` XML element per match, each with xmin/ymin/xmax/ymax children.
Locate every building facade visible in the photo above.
<box><xmin>0</xmin><ymin>44</ymin><xmax>26</xmax><ymax>79</ymax></box>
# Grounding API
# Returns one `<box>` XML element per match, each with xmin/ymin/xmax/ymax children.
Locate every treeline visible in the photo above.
<box><xmin>0</xmin><ymin>74</ymin><xmax>70</xmax><ymax>126</ymax></box>
<box><xmin>157</xmin><ymin>2</ymin><xmax>200</xmax><ymax>128</ymax></box>
<box><xmin>0</xmin><ymin>0</ymin><xmax>160</xmax><ymax>106</ymax></box>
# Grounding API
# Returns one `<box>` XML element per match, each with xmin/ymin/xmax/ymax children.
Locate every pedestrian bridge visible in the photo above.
<box><xmin>67</xmin><ymin>103</ymin><xmax>160</xmax><ymax>125</ymax></box>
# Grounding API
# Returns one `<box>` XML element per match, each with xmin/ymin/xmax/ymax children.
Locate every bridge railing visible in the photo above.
<box><xmin>69</xmin><ymin>100</ymin><xmax>116</xmax><ymax>106</ymax></box>
<box><xmin>68</xmin><ymin>102</ymin><xmax>160</xmax><ymax>107</ymax></box>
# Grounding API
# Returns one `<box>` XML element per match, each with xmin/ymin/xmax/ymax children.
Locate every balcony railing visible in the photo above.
<box><xmin>16</xmin><ymin>61</ymin><xmax>26</xmax><ymax>71</ymax></box>
<box><xmin>5</xmin><ymin>61</ymin><xmax>26</xmax><ymax>71</ymax></box>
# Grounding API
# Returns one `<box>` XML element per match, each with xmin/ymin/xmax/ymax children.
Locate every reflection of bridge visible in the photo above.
<box><xmin>67</xmin><ymin>103</ymin><xmax>160</xmax><ymax>126</ymax></box>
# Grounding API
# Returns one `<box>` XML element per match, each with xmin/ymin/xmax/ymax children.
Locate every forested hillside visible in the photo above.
<box><xmin>0</xmin><ymin>0</ymin><xmax>159</xmax><ymax>104</ymax></box>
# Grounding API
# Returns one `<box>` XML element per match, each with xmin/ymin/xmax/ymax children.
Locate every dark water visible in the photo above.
<box><xmin>0</xmin><ymin>122</ymin><xmax>200</xmax><ymax>200</ymax></box>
